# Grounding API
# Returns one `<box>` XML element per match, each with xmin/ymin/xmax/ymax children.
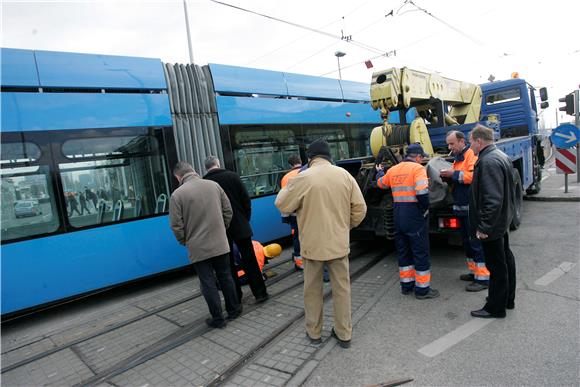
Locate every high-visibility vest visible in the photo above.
<box><xmin>237</xmin><ymin>241</ymin><xmax>266</xmax><ymax>278</ymax></box>
<box><xmin>377</xmin><ymin>161</ymin><xmax>428</xmax><ymax>203</ymax></box>
<box><xmin>281</xmin><ymin>167</ymin><xmax>300</xmax><ymax>188</ymax></box>
<box><xmin>451</xmin><ymin>147</ymin><xmax>477</xmax><ymax>213</ymax></box>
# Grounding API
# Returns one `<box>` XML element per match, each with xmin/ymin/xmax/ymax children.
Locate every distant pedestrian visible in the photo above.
<box><xmin>169</xmin><ymin>161</ymin><xmax>241</xmax><ymax>328</ymax></box>
<box><xmin>203</xmin><ymin>155</ymin><xmax>269</xmax><ymax>304</ymax></box>
<box><xmin>280</xmin><ymin>154</ymin><xmax>304</xmax><ymax>270</ymax></box>
<box><xmin>276</xmin><ymin>138</ymin><xmax>367</xmax><ymax>348</ymax></box>
<box><xmin>376</xmin><ymin>143</ymin><xmax>439</xmax><ymax>299</ymax></box>
<box><xmin>440</xmin><ymin>130</ymin><xmax>489</xmax><ymax>292</ymax></box>
<box><xmin>67</xmin><ymin>192</ymin><xmax>81</xmax><ymax>216</ymax></box>
<box><xmin>468</xmin><ymin>125</ymin><xmax>517</xmax><ymax>318</ymax></box>
<box><xmin>79</xmin><ymin>192</ymin><xmax>91</xmax><ymax>215</ymax></box>
<box><xmin>85</xmin><ymin>187</ymin><xmax>98</xmax><ymax>210</ymax></box>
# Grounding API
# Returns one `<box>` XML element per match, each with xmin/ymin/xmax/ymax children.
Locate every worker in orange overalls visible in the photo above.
<box><xmin>280</xmin><ymin>154</ymin><xmax>304</xmax><ymax>270</ymax></box>
<box><xmin>233</xmin><ymin>241</ymin><xmax>282</xmax><ymax>283</ymax></box>
<box><xmin>440</xmin><ymin>130</ymin><xmax>489</xmax><ymax>292</ymax></box>
<box><xmin>376</xmin><ymin>143</ymin><xmax>439</xmax><ymax>299</ymax></box>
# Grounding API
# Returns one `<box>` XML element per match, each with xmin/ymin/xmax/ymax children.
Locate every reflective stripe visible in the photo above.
<box><xmin>458</xmin><ymin>170</ymin><xmax>465</xmax><ymax>183</ymax></box>
<box><xmin>474</xmin><ymin>262</ymin><xmax>490</xmax><ymax>280</ymax></box>
<box><xmin>416</xmin><ymin>188</ymin><xmax>429</xmax><ymax>195</ymax></box>
<box><xmin>377</xmin><ymin>176</ymin><xmax>389</xmax><ymax>189</ymax></box>
<box><xmin>416</xmin><ymin>270</ymin><xmax>431</xmax><ymax>288</ymax></box>
<box><xmin>392</xmin><ymin>185</ymin><xmax>415</xmax><ymax>192</ymax></box>
<box><xmin>415</xmin><ymin>179</ymin><xmax>428</xmax><ymax>187</ymax></box>
<box><xmin>393</xmin><ymin>196</ymin><xmax>418</xmax><ymax>203</ymax></box>
<box><xmin>399</xmin><ymin>265</ymin><xmax>416</xmax><ymax>282</ymax></box>
<box><xmin>466</xmin><ymin>258</ymin><xmax>475</xmax><ymax>273</ymax></box>
<box><xmin>453</xmin><ymin>205</ymin><xmax>469</xmax><ymax>211</ymax></box>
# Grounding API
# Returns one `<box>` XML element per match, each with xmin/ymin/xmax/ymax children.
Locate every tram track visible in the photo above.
<box><xmin>78</xmin><ymin>244</ymin><xmax>388</xmax><ymax>387</ymax></box>
<box><xmin>2</xmin><ymin>242</ymin><xmax>390</xmax><ymax>387</ymax></box>
<box><xmin>1</xmin><ymin>256</ymin><xmax>297</xmax><ymax>373</ymax></box>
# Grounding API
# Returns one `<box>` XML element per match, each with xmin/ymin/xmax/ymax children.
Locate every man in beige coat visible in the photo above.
<box><xmin>169</xmin><ymin>161</ymin><xmax>242</xmax><ymax>329</ymax></box>
<box><xmin>275</xmin><ymin>139</ymin><xmax>367</xmax><ymax>348</ymax></box>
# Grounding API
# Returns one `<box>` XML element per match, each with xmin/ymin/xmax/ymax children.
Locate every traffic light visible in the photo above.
<box><xmin>559</xmin><ymin>93</ymin><xmax>574</xmax><ymax>115</ymax></box>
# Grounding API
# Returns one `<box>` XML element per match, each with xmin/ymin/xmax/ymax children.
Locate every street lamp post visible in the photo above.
<box><xmin>335</xmin><ymin>51</ymin><xmax>346</xmax><ymax>80</ymax></box>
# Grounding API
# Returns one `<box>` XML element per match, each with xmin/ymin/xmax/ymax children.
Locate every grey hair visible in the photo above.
<box><xmin>173</xmin><ymin>161</ymin><xmax>195</xmax><ymax>177</ymax></box>
<box><xmin>470</xmin><ymin>124</ymin><xmax>494</xmax><ymax>142</ymax></box>
<box><xmin>204</xmin><ymin>155</ymin><xmax>220</xmax><ymax>171</ymax></box>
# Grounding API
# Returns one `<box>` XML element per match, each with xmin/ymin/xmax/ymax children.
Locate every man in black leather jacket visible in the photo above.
<box><xmin>468</xmin><ymin>125</ymin><xmax>517</xmax><ymax>318</ymax></box>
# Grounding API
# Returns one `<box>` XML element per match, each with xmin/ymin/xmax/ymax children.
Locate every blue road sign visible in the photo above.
<box><xmin>551</xmin><ymin>124</ymin><xmax>580</xmax><ymax>149</ymax></box>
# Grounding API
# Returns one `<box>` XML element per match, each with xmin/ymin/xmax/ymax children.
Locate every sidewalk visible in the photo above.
<box><xmin>525</xmin><ymin>167</ymin><xmax>580</xmax><ymax>202</ymax></box>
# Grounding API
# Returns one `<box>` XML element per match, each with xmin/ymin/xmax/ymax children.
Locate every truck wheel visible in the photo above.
<box><xmin>510</xmin><ymin>168</ymin><xmax>523</xmax><ymax>230</ymax></box>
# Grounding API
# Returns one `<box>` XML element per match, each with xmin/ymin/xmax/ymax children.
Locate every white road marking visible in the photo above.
<box><xmin>534</xmin><ymin>262</ymin><xmax>576</xmax><ymax>286</ymax></box>
<box><xmin>418</xmin><ymin>319</ymin><xmax>493</xmax><ymax>357</ymax></box>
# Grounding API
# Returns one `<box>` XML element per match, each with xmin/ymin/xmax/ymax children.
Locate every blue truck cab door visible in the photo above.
<box><xmin>480</xmin><ymin>79</ymin><xmax>537</xmax><ymax>137</ymax></box>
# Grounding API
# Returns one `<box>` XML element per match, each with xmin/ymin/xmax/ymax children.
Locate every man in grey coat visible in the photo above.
<box><xmin>169</xmin><ymin>161</ymin><xmax>242</xmax><ymax>328</ymax></box>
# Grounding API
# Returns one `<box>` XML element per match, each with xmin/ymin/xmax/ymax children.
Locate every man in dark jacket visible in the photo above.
<box><xmin>203</xmin><ymin>156</ymin><xmax>269</xmax><ymax>304</ymax></box>
<box><xmin>468</xmin><ymin>125</ymin><xmax>517</xmax><ymax>318</ymax></box>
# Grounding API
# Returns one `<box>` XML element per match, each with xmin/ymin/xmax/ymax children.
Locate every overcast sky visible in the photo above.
<box><xmin>2</xmin><ymin>0</ymin><xmax>579</xmax><ymax>127</ymax></box>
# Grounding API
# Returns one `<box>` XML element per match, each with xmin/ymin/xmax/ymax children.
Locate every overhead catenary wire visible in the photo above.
<box><xmin>208</xmin><ymin>0</ymin><xmax>390</xmax><ymax>56</ymax></box>
<box><xmin>245</xmin><ymin>1</ymin><xmax>373</xmax><ymax>66</ymax></box>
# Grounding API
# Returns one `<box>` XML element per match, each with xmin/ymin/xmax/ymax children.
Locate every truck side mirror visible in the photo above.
<box><xmin>540</xmin><ymin>101</ymin><xmax>549</xmax><ymax>109</ymax></box>
<box><xmin>539</xmin><ymin>87</ymin><xmax>548</xmax><ymax>102</ymax></box>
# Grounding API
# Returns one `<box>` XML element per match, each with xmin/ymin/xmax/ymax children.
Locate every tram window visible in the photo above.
<box><xmin>232</xmin><ymin>128</ymin><xmax>299</xmax><ymax>197</ymax></box>
<box><xmin>302</xmin><ymin>126</ymin><xmax>350</xmax><ymax>161</ymax></box>
<box><xmin>347</xmin><ymin>126</ymin><xmax>373</xmax><ymax>158</ymax></box>
<box><xmin>59</xmin><ymin>134</ymin><xmax>170</xmax><ymax>228</ymax></box>
<box><xmin>1</xmin><ymin>142</ymin><xmax>59</xmax><ymax>242</ymax></box>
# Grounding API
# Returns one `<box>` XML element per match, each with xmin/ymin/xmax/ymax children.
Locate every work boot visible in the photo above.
<box><xmin>460</xmin><ymin>273</ymin><xmax>475</xmax><ymax>282</ymax></box>
<box><xmin>255</xmin><ymin>293</ymin><xmax>269</xmax><ymax>304</ymax></box>
<box><xmin>415</xmin><ymin>288</ymin><xmax>440</xmax><ymax>300</ymax></box>
<box><xmin>466</xmin><ymin>282</ymin><xmax>488</xmax><ymax>292</ymax></box>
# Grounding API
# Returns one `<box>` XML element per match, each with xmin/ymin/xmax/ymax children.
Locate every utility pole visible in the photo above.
<box><xmin>183</xmin><ymin>0</ymin><xmax>195</xmax><ymax>64</ymax></box>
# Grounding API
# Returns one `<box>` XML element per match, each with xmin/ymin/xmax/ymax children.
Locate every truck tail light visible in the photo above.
<box><xmin>438</xmin><ymin>217</ymin><xmax>461</xmax><ymax>229</ymax></box>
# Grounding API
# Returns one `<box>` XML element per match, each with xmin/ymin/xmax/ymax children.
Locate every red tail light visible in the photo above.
<box><xmin>439</xmin><ymin>217</ymin><xmax>461</xmax><ymax>229</ymax></box>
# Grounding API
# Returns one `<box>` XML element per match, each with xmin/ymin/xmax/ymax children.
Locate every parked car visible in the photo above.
<box><xmin>14</xmin><ymin>200</ymin><xmax>41</xmax><ymax>218</ymax></box>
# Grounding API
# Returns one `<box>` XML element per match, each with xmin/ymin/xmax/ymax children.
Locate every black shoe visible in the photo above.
<box><xmin>226</xmin><ymin>306</ymin><xmax>243</xmax><ymax>320</ymax></box>
<box><xmin>331</xmin><ymin>328</ymin><xmax>351</xmax><ymax>349</ymax></box>
<box><xmin>255</xmin><ymin>293</ymin><xmax>269</xmax><ymax>304</ymax></box>
<box><xmin>415</xmin><ymin>288</ymin><xmax>440</xmax><ymax>300</ymax></box>
<box><xmin>306</xmin><ymin>333</ymin><xmax>322</xmax><ymax>345</ymax></box>
<box><xmin>460</xmin><ymin>273</ymin><xmax>475</xmax><ymax>282</ymax></box>
<box><xmin>470</xmin><ymin>308</ymin><xmax>505</xmax><ymax>318</ymax></box>
<box><xmin>401</xmin><ymin>288</ymin><xmax>413</xmax><ymax>295</ymax></box>
<box><xmin>206</xmin><ymin>318</ymin><xmax>227</xmax><ymax>328</ymax></box>
<box><xmin>486</xmin><ymin>297</ymin><xmax>515</xmax><ymax>310</ymax></box>
<box><xmin>466</xmin><ymin>282</ymin><xmax>488</xmax><ymax>292</ymax></box>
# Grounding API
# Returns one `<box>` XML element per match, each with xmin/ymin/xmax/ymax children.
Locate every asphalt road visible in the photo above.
<box><xmin>305</xmin><ymin>201</ymin><xmax>580</xmax><ymax>386</ymax></box>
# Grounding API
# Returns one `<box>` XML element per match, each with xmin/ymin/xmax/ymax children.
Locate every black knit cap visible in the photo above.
<box><xmin>306</xmin><ymin>138</ymin><xmax>332</xmax><ymax>161</ymax></box>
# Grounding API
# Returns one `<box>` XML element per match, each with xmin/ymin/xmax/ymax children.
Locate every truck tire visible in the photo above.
<box><xmin>510</xmin><ymin>168</ymin><xmax>523</xmax><ymax>230</ymax></box>
<box><xmin>526</xmin><ymin>158</ymin><xmax>542</xmax><ymax>195</ymax></box>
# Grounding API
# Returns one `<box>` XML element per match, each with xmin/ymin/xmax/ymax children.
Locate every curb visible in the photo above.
<box><xmin>524</xmin><ymin>196</ymin><xmax>580</xmax><ymax>202</ymax></box>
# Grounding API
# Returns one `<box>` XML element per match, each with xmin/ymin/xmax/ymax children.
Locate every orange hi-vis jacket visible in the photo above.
<box><xmin>281</xmin><ymin>167</ymin><xmax>300</xmax><ymax>189</ymax></box>
<box><xmin>237</xmin><ymin>241</ymin><xmax>266</xmax><ymax>278</ymax></box>
<box><xmin>377</xmin><ymin>161</ymin><xmax>429</xmax><ymax>204</ymax></box>
<box><xmin>450</xmin><ymin>147</ymin><xmax>477</xmax><ymax>215</ymax></box>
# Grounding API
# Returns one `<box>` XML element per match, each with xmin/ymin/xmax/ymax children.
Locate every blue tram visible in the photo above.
<box><xmin>1</xmin><ymin>48</ymin><xmax>396</xmax><ymax>315</ymax></box>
